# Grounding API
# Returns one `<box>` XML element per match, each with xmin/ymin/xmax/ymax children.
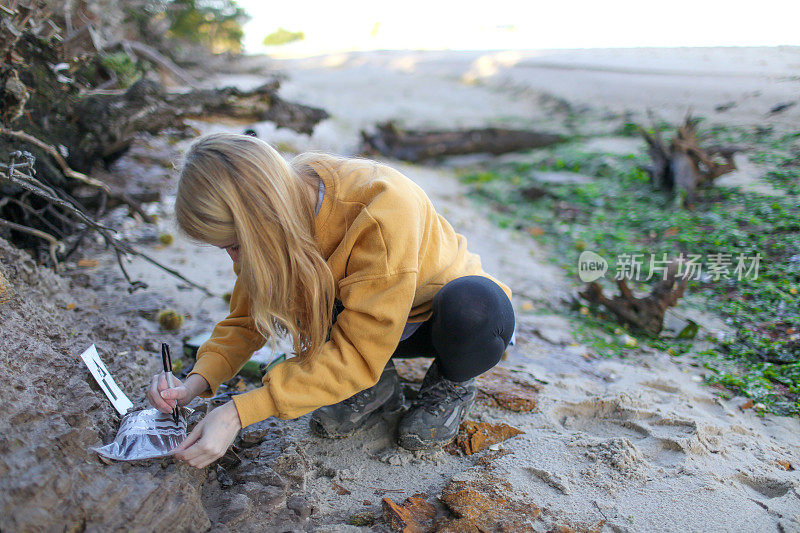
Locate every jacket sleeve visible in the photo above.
<box><xmin>231</xmin><ymin>269</ymin><xmax>418</xmax><ymax>427</ymax></box>
<box><xmin>188</xmin><ymin>266</ymin><xmax>266</xmax><ymax>398</ymax></box>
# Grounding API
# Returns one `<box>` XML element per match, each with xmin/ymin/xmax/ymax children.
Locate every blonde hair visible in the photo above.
<box><xmin>175</xmin><ymin>133</ymin><xmax>336</xmax><ymax>358</ymax></box>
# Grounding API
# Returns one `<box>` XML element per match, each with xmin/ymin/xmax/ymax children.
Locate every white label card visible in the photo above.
<box><xmin>79</xmin><ymin>344</ymin><xmax>134</xmax><ymax>416</ymax></box>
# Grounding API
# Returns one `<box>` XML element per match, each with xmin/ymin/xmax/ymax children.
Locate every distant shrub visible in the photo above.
<box><xmin>263</xmin><ymin>27</ymin><xmax>305</xmax><ymax>46</ymax></box>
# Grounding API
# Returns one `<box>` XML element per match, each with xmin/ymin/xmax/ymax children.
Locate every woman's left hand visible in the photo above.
<box><xmin>173</xmin><ymin>401</ymin><xmax>242</xmax><ymax>468</ymax></box>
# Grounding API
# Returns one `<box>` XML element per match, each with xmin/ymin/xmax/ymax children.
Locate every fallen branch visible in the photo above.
<box><xmin>579</xmin><ymin>263</ymin><xmax>688</xmax><ymax>336</ymax></box>
<box><xmin>1</xmin><ymin>151</ymin><xmax>214</xmax><ymax>296</ymax></box>
<box><xmin>0</xmin><ymin>127</ymin><xmax>109</xmax><ymax>190</ymax></box>
<box><xmin>71</xmin><ymin>79</ymin><xmax>328</xmax><ymax>168</ymax></box>
<box><xmin>101</xmin><ymin>39</ymin><xmax>198</xmax><ymax>88</ymax></box>
<box><xmin>0</xmin><ymin>217</ymin><xmax>62</xmax><ymax>267</ymax></box>
<box><xmin>360</xmin><ymin>121</ymin><xmax>565</xmax><ymax>162</ymax></box>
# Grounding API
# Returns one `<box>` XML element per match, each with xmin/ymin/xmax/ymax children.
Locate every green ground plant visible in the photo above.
<box><xmin>461</xmin><ymin>123</ymin><xmax>800</xmax><ymax>415</ymax></box>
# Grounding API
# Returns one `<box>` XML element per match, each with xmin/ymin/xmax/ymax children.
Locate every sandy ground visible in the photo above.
<box><xmin>82</xmin><ymin>48</ymin><xmax>800</xmax><ymax>531</ymax></box>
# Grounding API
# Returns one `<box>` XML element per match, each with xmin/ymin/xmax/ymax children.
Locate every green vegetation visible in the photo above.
<box><xmin>131</xmin><ymin>0</ymin><xmax>249</xmax><ymax>53</ymax></box>
<box><xmin>99</xmin><ymin>52</ymin><xmax>142</xmax><ymax>88</ymax></box>
<box><xmin>263</xmin><ymin>28</ymin><xmax>306</xmax><ymax>46</ymax></box>
<box><xmin>460</xmin><ymin>123</ymin><xmax>800</xmax><ymax>415</ymax></box>
<box><xmin>168</xmin><ymin>0</ymin><xmax>248</xmax><ymax>52</ymax></box>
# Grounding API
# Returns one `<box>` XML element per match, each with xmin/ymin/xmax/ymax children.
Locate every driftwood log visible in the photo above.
<box><xmin>579</xmin><ymin>264</ymin><xmax>688</xmax><ymax>337</ymax></box>
<box><xmin>361</xmin><ymin>121</ymin><xmax>565</xmax><ymax>162</ymax></box>
<box><xmin>641</xmin><ymin>116</ymin><xmax>740</xmax><ymax>205</ymax></box>
<box><xmin>66</xmin><ymin>78</ymin><xmax>328</xmax><ymax>170</ymax></box>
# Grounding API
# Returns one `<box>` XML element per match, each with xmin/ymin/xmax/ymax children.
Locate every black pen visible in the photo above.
<box><xmin>161</xmin><ymin>342</ymin><xmax>180</xmax><ymax>424</ymax></box>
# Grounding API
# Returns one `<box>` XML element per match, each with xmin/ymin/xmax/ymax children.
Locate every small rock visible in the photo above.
<box><xmin>348</xmin><ymin>511</ymin><xmax>375</xmax><ymax>527</ymax></box>
<box><xmin>241</xmin><ymin>482</ymin><xmax>285</xmax><ymax>510</ymax></box>
<box><xmin>377</xmin><ymin>451</ymin><xmax>409</xmax><ymax>466</ymax></box>
<box><xmin>237</xmin><ymin>464</ymin><xmax>287</xmax><ymax>487</ymax></box>
<box><xmin>287</xmin><ymin>494</ymin><xmax>314</xmax><ymax>520</ymax></box>
<box><xmin>239</xmin><ymin>421</ymin><xmax>272</xmax><ymax>447</ymax></box>
<box><xmin>215</xmin><ymin>464</ymin><xmax>234</xmax><ymax>489</ymax></box>
<box><xmin>270</xmin><ymin>448</ymin><xmax>307</xmax><ymax>486</ymax></box>
<box><xmin>217</xmin><ymin>493</ymin><xmax>252</xmax><ymax>525</ymax></box>
<box><xmin>618</xmin><ymin>334</ymin><xmax>638</xmax><ymax>348</ymax></box>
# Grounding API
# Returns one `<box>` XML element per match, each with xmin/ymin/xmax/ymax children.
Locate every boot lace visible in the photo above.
<box><xmin>414</xmin><ymin>379</ymin><xmax>469</xmax><ymax>414</ymax></box>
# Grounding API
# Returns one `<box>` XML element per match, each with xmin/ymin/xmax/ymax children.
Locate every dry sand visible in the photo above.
<box><xmin>82</xmin><ymin>48</ymin><xmax>800</xmax><ymax>531</ymax></box>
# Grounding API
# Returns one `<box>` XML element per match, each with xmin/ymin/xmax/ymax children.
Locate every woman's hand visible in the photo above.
<box><xmin>173</xmin><ymin>401</ymin><xmax>242</xmax><ymax>468</ymax></box>
<box><xmin>146</xmin><ymin>372</ymin><xmax>208</xmax><ymax>413</ymax></box>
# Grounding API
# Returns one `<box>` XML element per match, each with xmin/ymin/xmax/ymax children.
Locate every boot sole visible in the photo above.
<box><xmin>396</xmin><ymin>421</ymin><xmax>463</xmax><ymax>451</ymax></box>
<box><xmin>396</xmin><ymin>432</ymin><xmax>456</xmax><ymax>451</ymax></box>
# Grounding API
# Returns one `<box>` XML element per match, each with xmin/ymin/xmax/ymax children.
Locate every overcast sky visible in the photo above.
<box><xmin>236</xmin><ymin>0</ymin><xmax>800</xmax><ymax>56</ymax></box>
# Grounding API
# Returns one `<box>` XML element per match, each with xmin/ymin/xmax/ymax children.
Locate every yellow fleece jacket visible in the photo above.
<box><xmin>188</xmin><ymin>154</ymin><xmax>511</xmax><ymax>427</ymax></box>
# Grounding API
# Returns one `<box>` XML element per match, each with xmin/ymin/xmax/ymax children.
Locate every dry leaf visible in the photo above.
<box><xmin>77</xmin><ymin>259</ymin><xmax>99</xmax><ymax>268</ymax></box>
<box><xmin>663</xmin><ymin>227</ymin><xmax>680</xmax><ymax>237</ymax></box>
<box><xmin>528</xmin><ymin>226</ymin><xmax>545</xmax><ymax>236</ymax></box>
<box><xmin>382</xmin><ymin>496</ymin><xmax>435</xmax><ymax>533</ymax></box>
<box><xmin>453</xmin><ymin>421</ymin><xmax>524</xmax><ymax>455</ymax></box>
<box><xmin>332</xmin><ymin>482</ymin><xmax>351</xmax><ymax>495</ymax></box>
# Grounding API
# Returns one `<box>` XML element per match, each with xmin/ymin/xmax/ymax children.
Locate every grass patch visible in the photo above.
<box><xmin>460</xmin><ymin>125</ymin><xmax>800</xmax><ymax>415</ymax></box>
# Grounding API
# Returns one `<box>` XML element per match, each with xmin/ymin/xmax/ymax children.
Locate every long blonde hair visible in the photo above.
<box><xmin>175</xmin><ymin>133</ymin><xmax>335</xmax><ymax>358</ymax></box>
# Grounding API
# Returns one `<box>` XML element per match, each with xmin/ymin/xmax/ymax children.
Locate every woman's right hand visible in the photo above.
<box><xmin>147</xmin><ymin>372</ymin><xmax>194</xmax><ymax>413</ymax></box>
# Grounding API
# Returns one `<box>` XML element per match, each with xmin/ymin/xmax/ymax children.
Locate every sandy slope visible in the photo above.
<box><xmin>91</xmin><ymin>48</ymin><xmax>800</xmax><ymax>531</ymax></box>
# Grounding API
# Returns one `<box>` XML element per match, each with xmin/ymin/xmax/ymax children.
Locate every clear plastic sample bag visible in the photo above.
<box><xmin>93</xmin><ymin>408</ymin><xmax>186</xmax><ymax>461</ymax></box>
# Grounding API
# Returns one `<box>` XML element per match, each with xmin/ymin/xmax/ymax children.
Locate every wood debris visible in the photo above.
<box><xmin>361</xmin><ymin>121</ymin><xmax>564</xmax><ymax>162</ymax></box>
<box><xmin>579</xmin><ymin>262</ymin><xmax>688</xmax><ymax>337</ymax></box>
<box><xmin>640</xmin><ymin>116</ymin><xmax>740</xmax><ymax>205</ymax></box>
<box><xmin>0</xmin><ymin>2</ymin><xmax>327</xmax><ymax>289</ymax></box>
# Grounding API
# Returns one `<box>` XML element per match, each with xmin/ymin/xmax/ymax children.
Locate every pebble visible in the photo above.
<box><xmin>215</xmin><ymin>464</ymin><xmax>234</xmax><ymax>489</ymax></box>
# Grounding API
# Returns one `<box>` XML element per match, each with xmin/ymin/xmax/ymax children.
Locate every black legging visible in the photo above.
<box><xmin>391</xmin><ymin>276</ymin><xmax>515</xmax><ymax>382</ymax></box>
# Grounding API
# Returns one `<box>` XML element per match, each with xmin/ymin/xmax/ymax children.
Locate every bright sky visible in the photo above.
<box><xmin>237</xmin><ymin>0</ymin><xmax>800</xmax><ymax>56</ymax></box>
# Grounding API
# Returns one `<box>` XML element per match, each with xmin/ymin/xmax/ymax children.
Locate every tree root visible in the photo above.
<box><xmin>0</xmin><ymin>151</ymin><xmax>214</xmax><ymax>296</ymax></box>
<box><xmin>640</xmin><ymin>114</ymin><xmax>741</xmax><ymax>205</ymax></box>
<box><xmin>0</xmin><ymin>127</ymin><xmax>109</xmax><ymax>190</ymax></box>
<box><xmin>579</xmin><ymin>262</ymin><xmax>688</xmax><ymax>336</ymax></box>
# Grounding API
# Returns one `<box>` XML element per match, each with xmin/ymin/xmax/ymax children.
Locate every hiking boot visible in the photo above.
<box><xmin>310</xmin><ymin>361</ymin><xmax>404</xmax><ymax>438</ymax></box>
<box><xmin>397</xmin><ymin>360</ymin><xmax>477</xmax><ymax>450</ymax></box>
